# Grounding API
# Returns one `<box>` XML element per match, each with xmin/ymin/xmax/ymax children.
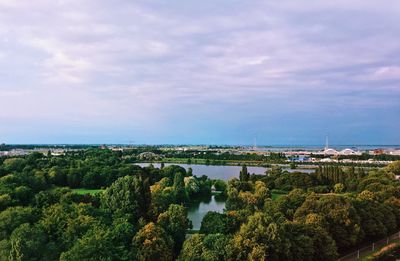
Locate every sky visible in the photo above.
<box><xmin>0</xmin><ymin>0</ymin><xmax>399</xmax><ymax>145</ymax></box>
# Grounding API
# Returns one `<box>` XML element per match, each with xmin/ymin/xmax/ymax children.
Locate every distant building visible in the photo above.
<box><xmin>138</xmin><ymin>152</ymin><xmax>163</xmax><ymax>160</ymax></box>
<box><xmin>323</xmin><ymin>148</ymin><xmax>339</xmax><ymax>155</ymax></box>
<box><xmin>371</xmin><ymin>149</ymin><xmax>385</xmax><ymax>155</ymax></box>
<box><xmin>339</xmin><ymin>148</ymin><xmax>360</xmax><ymax>155</ymax></box>
<box><xmin>320</xmin><ymin>158</ymin><xmax>336</xmax><ymax>163</ymax></box>
<box><xmin>319</xmin><ymin>148</ymin><xmax>361</xmax><ymax>156</ymax></box>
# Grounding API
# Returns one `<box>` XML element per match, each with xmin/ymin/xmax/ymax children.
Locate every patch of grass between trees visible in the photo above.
<box><xmin>71</xmin><ymin>188</ymin><xmax>104</xmax><ymax>195</ymax></box>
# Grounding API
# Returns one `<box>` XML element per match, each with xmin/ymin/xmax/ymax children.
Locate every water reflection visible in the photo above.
<box><xmin>186</xmin><ymin>195</ymin><xmax>226</xmax><ymax>231</ymax></box>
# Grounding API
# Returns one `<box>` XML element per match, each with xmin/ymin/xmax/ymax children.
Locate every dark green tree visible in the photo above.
<box><xmin>101</xmin><ymin>175</ymin><xmax>150</xmax><ymax>223</ymax></box>
<box><xmin>239</xmin><ymin>165</ymin><xmax>249</xmax><ymax>182</ymax></box>
<box><xmin>158</xmin><ymin>204</ymin><xmax>191</xmax><ymax>255</ymax></box>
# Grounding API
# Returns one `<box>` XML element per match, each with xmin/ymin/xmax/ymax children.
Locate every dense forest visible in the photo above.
<box><xmin>0</xmin><ymin>149</ymin><xmax>399</xmax><ymax>260</ymax></box>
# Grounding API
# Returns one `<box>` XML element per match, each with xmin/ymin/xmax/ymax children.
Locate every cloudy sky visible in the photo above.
<box><xmin>0</xmin><ymin>0</ymin><xmax>399</xmax><ymax>145</ymax></box>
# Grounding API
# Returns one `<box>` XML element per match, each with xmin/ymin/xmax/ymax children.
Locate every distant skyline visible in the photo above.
<box><xmin>1</xmin><ymin>1</ymin><xmax>399</xmax><ymax>145</ymax></box>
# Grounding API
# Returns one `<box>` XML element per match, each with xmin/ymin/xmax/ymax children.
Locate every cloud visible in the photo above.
<box><xmin>0</xmin><ymin>0</ymin><xmax>399</xmax><ymax>144</ymax></box>
<box><xmin>372</xmin><ymin>66</ymin><xmax>400</xmax><ymax>80</ymax></box>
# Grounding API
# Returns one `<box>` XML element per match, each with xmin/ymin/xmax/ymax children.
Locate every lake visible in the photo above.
<box><xmin>135</xmin><ymin>163</ymin><xmax>314</xmax><ymax>180</ymax></box>
<box><xmin>186</xmin><ymin>195</ymin><xmax>226</xmax><ymax>231</ymax></box>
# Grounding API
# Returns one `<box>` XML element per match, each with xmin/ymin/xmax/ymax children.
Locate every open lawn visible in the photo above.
<box><xmin>71</xmin><ymin>188</ymin><xmax>104</xmax><ymax>195</ymax></box>
<box><xmin>271</xmin><ymin>189</ymin><xmax>288</xmax><ymax>200</ymax></box>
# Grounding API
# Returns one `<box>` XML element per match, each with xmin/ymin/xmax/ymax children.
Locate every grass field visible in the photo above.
<box><xmin>71</xmin><ymin>188</ymin><xmax>104</xmax><ymax>195</ymax></box>
<box><xmin>271</xmin><ymin>189</ymin><xmax>289</xmax><ymax>200</ymax></box>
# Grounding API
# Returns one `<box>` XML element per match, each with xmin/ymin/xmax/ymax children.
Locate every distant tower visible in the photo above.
<box><xmin>325</xmin><ymin>135</ymin><xmax>329</xmax><ymax>150</ymax></box>
<box><xmin>253</xmin><ymin>137</ymin><xmax>257</xmax><ymax>150</ymax></box>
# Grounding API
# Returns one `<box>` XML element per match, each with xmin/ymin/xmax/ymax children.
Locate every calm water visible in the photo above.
<box><xmin>186</xmin><ymin>195</ymin><xmax>226</xmax><ymax>231</ymax></box>
<box><xmin>135</xmin><ymin>163</ymin><xmax>314</xmax><ymax>180</ymax></box>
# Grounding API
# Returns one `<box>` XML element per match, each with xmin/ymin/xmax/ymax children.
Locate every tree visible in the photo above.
<box><xmin>9</xmin><ymin>223</ymin><xmax>48</xmax><ymax>261</ymax></box>
<box><xmin>178</xmin><ymin>234</ymin><xmax>229</xmax><ymax>261</ymax></box>
<box><xmin>178</xmin><ymin>234</ymin><xmax>205</xmax><ymax>260</ymax></box>
<box><xmin>213</xmin><ymin>179</ymin><xmax>227</xmax><ymax>193</ymax></box>
<box><xmin>48</xmin><ymin>167</ymin><xmax>66</xmax><ymax>186</ymax></box>
<box><xmin>132</xmin><ymin>222</ymin><xmax>174</xmax><ymax>261</ymax></box>
<box><xmin>39</xmin><ymin>203</ymin><xmax>75</xmax><ymax>246</ymax></box>
<box><xmin>226</xmin><ymin>185</ymin><xmax>242</xmax><ymax>211</ymax></box>
<box><xmin>173</xmin><ymin>172</ymin><xmax>187</xmax><ymax>203</ymax></box>
<box><xmin>0</xmin><ymin>206</ymin><xmax>37</xmax><ymax>241</ymax></box>
<box><xmin>254</xmin><ymin>181</ymin><xmax>271</xmax><ymax>209</ymax></box>
<box><xmin>275</xmin><ymin>189</ymin><xmax>306</xmax><ymax>220</ymax></box>
<box><xmin>353</xmin><ymin>198</ymin><xmax>396</xmax><ymax>239</ymax></box>
<box><xmin>200</xmin><ymin>211</ymin><xmax>226</xmax><ymax>234</ymax></box>
<box><xmin>161</xmin><ymin>165</ymin><xmax>186</xmax><ymax>180</ymax></box>
<box><xmin>290</xmin><ymin>162</ymin><xmax>297</xmax><ymax>169</ymax></box>
<box><xmin>239</xmin><ymin>165</ymin><xmax>249</xmax><ymax>182</ymax></box>
<box><xmin>334</xmin><ymin>183</ymin><xmax>344</xmax><ymax>193</ymax></box>
<box><xmin>110</xmin><ymin>217</ymin><xmax>136</xmax><ymax>258</ymax></box>
<box><xmin>226</xmin><ymin>212</ymin><xmax>283</xmax><ymax>260</ymax></box>
<box><xmin>150</xmin><ymin>179</ymin><xmax>176</xmax><ymax>217</ymax></box>
<box><xmin>101</xmin><ymin>175</ymin><xmax>150</xmax><ymax>223</ymax></box>
<box><xmin>385</xmin><ymin>161</ymin><xmax>400</xmax><ymax>176</ymax></box>
<box><xmin>158</xmin><ymin>204</ymin><xmax>191</xmax><ymax>255</ymax></box>
<box><xmin>294</xmin><ymin>194</ymin><xmax>361</xmax><ymax>250</ymax></box>
<box><xmin>184</xmin><ymin>176</ymin><xmax>200</xmax><ymax>197</ymax></box>
<box><xmin>60</xmin><ymin>226</ymin><xmax>121</xmax><ymax>261</ymax></box>
<box><xmin>0</xmin><ymin>194</ymin><xmax>13</xmax><ymax>211</ymax></box>
<box><xmin>281</xmin><ymin>222</ymin><xmax>337</xmax><ymax>261</ymax></box>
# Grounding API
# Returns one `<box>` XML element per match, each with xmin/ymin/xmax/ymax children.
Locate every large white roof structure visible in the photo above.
<box><xmin>323</xmin><ymin>148</ymin><xmax>339</xmax><ymax>155</ymax></box>
<box><xmin>319</xmin><ymin>148</ymin><xmax>361</xmax><ymax>155</ymax></box>
<box><xmin>339</xmin><ymin>148</ymin><xmax>358</xmax><ymax>155</ymax></box>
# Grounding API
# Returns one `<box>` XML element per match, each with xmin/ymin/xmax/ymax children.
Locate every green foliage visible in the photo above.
<box><xmin>60</xmin><ymin>225</ymin><xmax>121</xmax><ymax>261</ymax></box>
<box><xmin>353</xmin><ymin>198</ymin><xmax>397</xmax><ymax>239</ymax></box>
<box><xmin>281</xmin><ymin>222</ymin><xmax>337</xmax><ymax>261</ymax></box>
<box><xmin>158</xmin><ymin>204</ymin><xmax>191</xmax><ymax>255</ymax></box>
<box><xmin>9</xmin><ymin>223</ymin><xmax>48</xmax><ymax>261</ymax></box>
<box><xmin>226</xmin><ymin>212</ymin><xmax>283</xmax><ymax>260</ymax></box>
<box><xmin>0</xmin><ymin>149</ymin><xmax>398</xmax><ymax>260</ymax></box>
<box><xmin>213</xmin><ymin>179</ymin><xmax>227</xmax><ymax>193</ymax></box>
<box><xmin>101</xmin><ymin>175</ymin><xmax>150</xmax><ymax>223</ymax></box>
<box><xmin>150</xmin><ymin>179</ymin><xmax>176</xmax><ymax>217</ymax></box>
<box><xmin>384</xmin><ymin>160</ymin><xmax>400</xmax><ymax>176</ymax></box>
<box><xmin>334</xmin><ymin>183</ymin><xmax>344</xmax><ymax>193</ymax></box>
<box><xmin>132</xmin><ymin>222</ymin><xmax>174</xmax><ymax>261</ymax></box>
<box><xmin>239</xmin><ymin>165</ymin><xmax>249</xmax><ymax>182</ymax></box>
<box><xmin>294</xmin><ymin>194</ymin><xmax>362</xmax><ymax>250</ymax></box>
<box><xmin>179</xmin><ymin>234</ymin><xmax>229</xmax><ymax>261</ymax></box>
<box><xmin>200</xmin><ymin>211</ymin><xmax>226</xmax><ymax>234</ymax></box>
<box><xmin>0</xmin><ymin>206</ymin><xmax>37</xmax><ymax>241</ymax></box>
<box><xmin>184</xmin><ymin>177</ymin><xmax>200</xmax><ymax>197</ymax></box>
<box><xmin>173</xmin><ymin>172</ymin><xmax>188</xmax><ymax>203</ymax></box>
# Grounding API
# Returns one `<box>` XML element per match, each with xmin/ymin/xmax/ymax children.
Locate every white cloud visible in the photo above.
<box><xmin>372</xmin><ymin>66</ymin><xmax>400</xmax><ymax>80</ymax></box>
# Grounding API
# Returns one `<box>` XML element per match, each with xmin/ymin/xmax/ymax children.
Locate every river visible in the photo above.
<box><xmin>135</xmin><ymin>162</ymin><xmax>314</xmax><ymax>180</ymax></box>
